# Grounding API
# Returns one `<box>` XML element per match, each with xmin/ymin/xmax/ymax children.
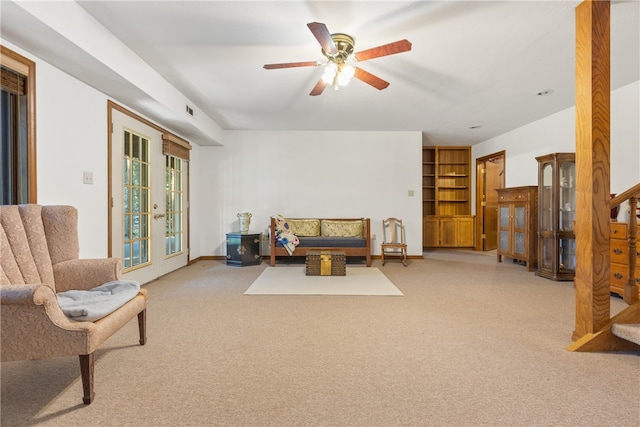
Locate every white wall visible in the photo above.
<box><xmin>472</xmin><ymin>80</ymin><xmax>640</xmax><ymax>205</ymax></box>
<box><xmin>3</xmin><ymin>40</ymin><xmax>113</xmax><ymax>258</ymax></box>
<box><xmin>610</xmin><ymin>80</ymin><xmax>640</xmax><ymax>191</ymax></box>
<box><xmin>193</xmin><ymin>131</ymin><xmax>423</xmax><ymax>258</ymax></box>
<box><xmin>5</xmin><ymin>37</ymin><xmax>637</xmax><ymax>263</ymax></box>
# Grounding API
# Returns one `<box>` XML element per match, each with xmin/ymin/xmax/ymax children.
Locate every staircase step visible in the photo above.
<box><xmin>611</xmin><ymin>323</ymin><xmax>640</xmax><ymax>345</ymax></box>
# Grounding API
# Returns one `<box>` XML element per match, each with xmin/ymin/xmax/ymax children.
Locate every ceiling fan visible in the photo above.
<box><xmin>263</xmin><ymin>22</ymin><xmax>412</xmax><ymax>96</ymax></box>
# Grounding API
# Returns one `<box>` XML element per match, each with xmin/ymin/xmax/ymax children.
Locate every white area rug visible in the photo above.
<box><xmin>245</xmin><ymin>266</ymin><xmax>403</xmax><ymax>296</ymax></box>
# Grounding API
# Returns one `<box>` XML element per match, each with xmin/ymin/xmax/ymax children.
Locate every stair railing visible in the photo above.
<box><xmin>610</xmin><ymin>183</ymin><xmax>640</xmax><ymax>305</ymax></box>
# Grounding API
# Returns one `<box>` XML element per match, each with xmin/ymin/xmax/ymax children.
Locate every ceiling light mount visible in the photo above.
<box><xmin>322</xmin><ymin>33</ymin><xmax>355</xmax><ymax>62</ymax></box>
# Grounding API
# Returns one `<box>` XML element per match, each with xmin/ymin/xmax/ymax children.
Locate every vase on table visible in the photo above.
<box><xmin>238</xmin><ymin>212</ymin><xmax>252</xmax><ymax>234</ymax></box>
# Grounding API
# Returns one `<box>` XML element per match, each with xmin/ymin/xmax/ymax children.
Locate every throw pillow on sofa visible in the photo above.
<box><xmin>288</xmin><ymin>219</ymin><xmax>321</xmax><ymax>237</ymax></box>
<box><xmin>321</xmin><ymin>220</ymin><xmax>363</xmax><ymax>237</ymax></box>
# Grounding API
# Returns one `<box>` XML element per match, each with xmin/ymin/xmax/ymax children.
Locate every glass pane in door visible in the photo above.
<box><xmin>540</xmin><ymin>237</ymin><xmax>553</xmax><ymax>269</ymax></box>
<box><xmin>123</xmin><ymin>130</ymin><xmax>151</xmax><ymax>270</ymax></box>
<box><xmin>559</xmin><ymin>161</ymin><xmax>576</xmax><ymax>232</ymax></box>
<box><xmin>500</xmin><ymin>206</ymin><xmax>510</xmax><ymax>227</ymax></box>
<box><xmin>514</xmin><ymin>232</ymin><xmax>525</xmax><ymax>255</ymax></box>
<box><xmin>559</xmin><ymin>238</ymin><xmax>576</xmax><ymax>272</ymax></box>
<box><xmin>514</xmin><ymin>206</ymin><xmax>525</xmax><ymax>229</ymax></box>
<box><xmin>165</xmin><ymin>155</ymin><xmax>184</xmax><ymax>257</ymax></box>
<box><xmin>541</xmin><ymin>163</ymin><xmax>553</xmax><ymax>230</ymax></box>
<box><xmin>499</xmin><ymin>231</ymin><xmax>509</xmax><ymax>251</ymax></box>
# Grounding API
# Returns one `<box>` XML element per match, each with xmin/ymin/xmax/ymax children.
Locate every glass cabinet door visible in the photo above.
<box><xmin>559</xmin><ymin>161</ymin><xmax>576</xmax><ymax>232</ymax></box>
<box><xmin>513</xmin><ymin>206</ymin><xmax>526</xmax><ymax>255</ymax></box>
<box><xmin>499</xmin><ymin>206</ymin><xmax>510</xmax><ymax>252</ymax></box>
<box><xmin>559</xmin><ymin>238</ymin><xmax>576</xmax><ymax>272</ymax></box>
<box><xmin>540</xmin><ymin>237</ymin><xmax>553</xmax><ymax>270</ymax></box>
<box><xmin>559</xmin><ymin>159</ymin><xmax>576</xmax><ymax>273</ymax></box>
<box><xmin>539</xmin><ymin>162</ymin><xmax>554</xmax><ymax>272</ymax></box>
<box><xmin>541</xmin><ymin>163</ymin><xmax>553</xmax><ymax>231</ymax></box>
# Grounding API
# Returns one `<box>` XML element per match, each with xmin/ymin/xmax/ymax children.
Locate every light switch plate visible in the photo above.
<box><xmin>83</xmin><ymin>171</ymin><xmax>94</xmax><ymax>185</ymax></box>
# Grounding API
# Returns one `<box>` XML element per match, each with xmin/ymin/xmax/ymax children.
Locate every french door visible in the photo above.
<box><xmin>110</xmin><ymin>108</ymin><xmax>188</xmax><ymax>284</ymax></box>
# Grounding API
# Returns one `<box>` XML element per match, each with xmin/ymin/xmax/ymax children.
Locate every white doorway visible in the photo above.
<box><xmin>109</xmin><ymin>106</ymin><xmax>189</xmax><ymax>284</ymax></box>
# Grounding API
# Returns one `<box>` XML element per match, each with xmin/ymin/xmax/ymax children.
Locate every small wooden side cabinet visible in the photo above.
<box><xmin>496</xmin><ymin>186</ymin><xmax>538</xmax><ymax>271</ymax></box>
<box><xmin>609</xmin><ymin>222</ymin><xmax>640</xmax><ymax>299</ymax></box>
<box><xmin>226</xmin><ymin>233</ymin><xmax>262</xmax><ymax>266</ymax></box>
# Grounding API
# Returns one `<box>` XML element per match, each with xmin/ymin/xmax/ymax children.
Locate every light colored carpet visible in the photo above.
<box><xmin>244</xmin><ymin>266</ymin><xmax>404</xmax><ymax>296</ymax></box>
<box><xmin>2</xmin><ymin>251</ymin><xmax>638</xmax><ymax>426</ymax></box>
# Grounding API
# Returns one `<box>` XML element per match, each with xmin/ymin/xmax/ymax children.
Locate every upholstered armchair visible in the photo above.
<box><xmin>0</xmin><ymin>205</ymin><xmax>147</xmax><ymax>404</ymax></box>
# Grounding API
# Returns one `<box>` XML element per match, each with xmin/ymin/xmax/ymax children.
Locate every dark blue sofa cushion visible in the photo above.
<box><xmin>276</xmin><ymin>236</ymin><xmax>366</xmax><ymax>248</ymax></box>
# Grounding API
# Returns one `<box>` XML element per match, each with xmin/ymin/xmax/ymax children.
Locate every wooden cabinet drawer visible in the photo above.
<box><xmin>610</xmin><ymin>263</ymin><xmax>640</xmax><ymax>298</ymax></box>
<box><xmin>610</xmin><ymin>222</ymin><xmax>628</xmax><ymax>238</ymax></box>
<box><xmin>610</xmin><ymin>240</ymin><xmax>629</xmax><ymax>264</ymax></box>
<box><xmin>610</xmin><ymin>263</ymin><xmax>640</xmax><ymax>285</ymax></box>
<box><xmin>498</xmin><ymin>192</ymin><xmax>530</xmax><ymax>203</ymax></box>
<box><xmin>610</xmin><ymin>263</ymin><xmax>633</xmax><ymax>286</ymax></box>
<box><xmin>609</xmin><ymin>241</ymin><xmax>640</xmax><ymax>266</ymax></box>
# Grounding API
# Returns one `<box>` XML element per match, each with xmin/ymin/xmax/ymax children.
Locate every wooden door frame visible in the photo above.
<box><xmin>107</xmin><ymin>100</ymin><xmax>191</xmax><ymax>264</ymax></box>
<box><xmin>475</xmin><ymin>151</ymin><xmax>506</xmax><ymax>251</ymax></box>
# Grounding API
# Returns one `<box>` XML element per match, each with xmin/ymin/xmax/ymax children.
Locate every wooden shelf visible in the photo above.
<box><xmin>423</xmin><ymin>146</ymin><xmax>473</xmax><ymax>247</ymax></box>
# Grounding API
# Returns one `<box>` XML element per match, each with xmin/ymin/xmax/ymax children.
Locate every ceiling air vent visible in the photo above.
<box><xmin>185</xmin><ymin>105</ymin><xmax>194</xmax><ymax>116</ymax></box>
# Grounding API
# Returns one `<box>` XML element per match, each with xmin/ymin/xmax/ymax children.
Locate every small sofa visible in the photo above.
<box><xmin>0</xmin><ymin>205</ymin><xmax>147</xmax><ymax>404</ymax></box>
<box><xmin>270</xmin><ymin>217</ymin><xmax>371</xmax><ymax>267</ymax></box>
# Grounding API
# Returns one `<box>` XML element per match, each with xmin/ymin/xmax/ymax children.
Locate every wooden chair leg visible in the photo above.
<box><xmin>138</xmin><ymin>309</ymin><xmax>147</xmax><ymax>345</ymax></box>
<box><xmin>79</xmin><ymin>353</ymin><xmax>95</xmax><ymax>405</ymax></box>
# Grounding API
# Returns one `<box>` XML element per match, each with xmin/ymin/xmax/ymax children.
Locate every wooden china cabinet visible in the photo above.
<box><xmin>536</xmin><ymin>153</ymin><xmax>576</xmax><ymax>281</ymax></box>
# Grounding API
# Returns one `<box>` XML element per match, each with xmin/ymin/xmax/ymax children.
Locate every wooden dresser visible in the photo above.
<box><xmin>496</xmin><ymin>186</ymin><xmax>538</xmax><ymax>271</ymax></box>
<box><xmin>609</xmin><ymin>222</ymin><xmax>640</xmax><ymax>298</ymax></box>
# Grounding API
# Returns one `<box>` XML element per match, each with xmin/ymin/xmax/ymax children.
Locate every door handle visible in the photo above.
<box><xmin>153</xmin><ymin>213</ymin><xmax>166</xmax><ymax>219</ymax></box>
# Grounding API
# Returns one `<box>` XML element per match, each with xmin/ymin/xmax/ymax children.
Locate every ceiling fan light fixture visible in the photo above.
<box><xmin>321</xmin><ymin>63</ymin><xmax>355</xmax><ymax>88</ymax></box>
<box><xmin>321</xmin><ymin>63</ymin><xmax>338</xmax><ymax>84</ymax></box>
<box><xmin>264</xmin><ymin>22</ymin><xmax>412</xmax><ymax>96</ymax></box>
<box><xmin>337</xmin><ymin>64</ymin><xmax>355</xmax><ymax>86</ymax></box>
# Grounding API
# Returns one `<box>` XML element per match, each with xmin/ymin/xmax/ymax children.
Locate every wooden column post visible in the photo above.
<box><xmin>573</xmin><ymin>0</ymin><xmax>611</xmax><ymax>340</ymax></box>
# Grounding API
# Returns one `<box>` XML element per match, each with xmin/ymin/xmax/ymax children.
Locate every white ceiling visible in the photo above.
<box><xmin>2</xmin><ymin>1</ymin><xmax>639</xmax><ymax>146</ymax></box>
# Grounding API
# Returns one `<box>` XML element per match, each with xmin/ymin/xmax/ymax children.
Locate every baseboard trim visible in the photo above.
<box><xmin>189</xmin><ymin>254</ymin><xmax>425</xmax><ymax>265</ymax></box>
<box><xmin>188</xmin><ymin>255</ymin><xmax>226</xmax><ymax>265</ymax></box>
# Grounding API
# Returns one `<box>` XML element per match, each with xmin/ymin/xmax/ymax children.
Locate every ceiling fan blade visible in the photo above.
<box><xmin>354</xmin><ymin>68</ymin><xmax>390</xmax><ymax>90</ymax></box>
<box><xmin>263</xmin><ymin>61</ymin><xmax>319</xmax><ymax>70</ymax></box>
<box><xmin>307</xmin><ymin>22</ymin><xmax>338</xmax><ymax>55</ymax></box>
<box><xmin>309</xmin><ymin>79</ymin><xmax>328</xmax><ymax>96</ymax></box>
<box><xmin>354</xmin><ymin>39</ymin><xmax>412</xmax><ymax>62</ymax></box>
